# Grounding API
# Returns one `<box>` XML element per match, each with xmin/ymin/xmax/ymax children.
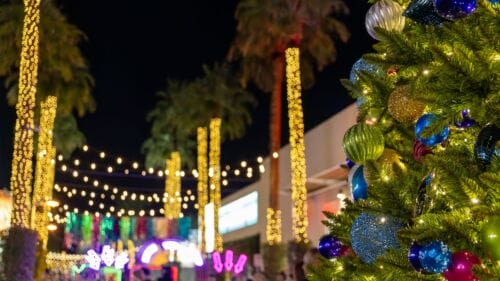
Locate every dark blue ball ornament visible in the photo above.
<box><xmin>433</xmin><ymin>0</ymin><xmax>477</xmax><ymax>20</ymax></box>
<box><xmin>348</xmin><ymin>165</ymin><xmax>368</xmax><ymax>201</ymax></box>
<box><xmin>349</xmin><ymin>58</ymin><xmax>379</xmax><ymax>84</ymax></box>
<box><xmin>403</xmin><ymin>0</ymin><xmax>448</xmax><ymax>25</ymax></box>
<box><xmin>418</xmin><ymin>241</ymin><xmax>452</xmax><ymax>273</ymax></box>
<box><xmin>474</xmin><ymin>124</ymin><xmax>500</xmax><ymax>171</ymax></box>
<box><xmin>415</xmin><ymin>113</ymin><xmax>450</xmax><ymax>147</ymax></box>
<box><xmin>350</xmin><ymin>213</ymin><xmax>402</xmax><ymax>263</ymax></box>
<box><xmin>345</xmin><ymin>158</ymin><xmax>356</xmax><ymax>169</ymax></box>
<box><xmin>455</xmin><ymin>109</ymin><xmax>476</xmax><ymax>128</ymax></box>
<box><xmin>318</xmin><ymin>235</ymin><xmax>343</xmax><ymax>259</ymax></box>
<box><xmin>408</xmin><ymin>243</ymin><xmax>424</xmax><ymax>271</ymax></box>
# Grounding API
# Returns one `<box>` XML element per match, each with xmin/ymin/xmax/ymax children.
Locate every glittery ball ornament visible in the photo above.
<box><xmin>349</xmin><ymin>58</ymin><xmax>379</xmax><ymax>84</ymax></box>
<box><xmin>403</xmin><ymin>0</ymin><xmax>448</xmax><ymax>25</ymax></box>
<box><xmin>348</xmin><ymin>165</ymin><xmax>368</xmax><ymax>201</ymax></box>
<box><xmin>481</xmin><ymin>216</ymin><xmax>500</xmax><ymax>260</ymax></box>
<box><xmin>434</xmin><ymin>0</ymin><xmax>477</xmax><ymax>20</ymax></box>
<box><xmin>415</xmin><ymin>113</ymin><xmax>450</xmax><ymax>147</ymax></box>
<box><xmin>443</xmin><ymin>251</ymin><xmax>480</xmax><ymax>281</ymax></box>
<box><xmin>413</xmin><ymin>140</ymin><xmax>433</xmax><ymax>161</ymax></box>
<box><xmin>408</xmin><ymin>243</ymin><xmax>424</xmax><ymax>271</ymax></box>
<box><xmin>455</xmin><ymin>109</ymin><xmax>475</xmax><ymax>128</ymax></box>
<box><xmin>365</xmin><ymin>0</ymin><xmax>406</xmax><ymax>40</ymax></box>
<box><xmin>350</xmin><ymin>213</ymin><xmax>402</xmax><ymax>263</ymax></box>
<box><xmin>418</xmin><ymin>241</ymin><xmax>452</xmax><ymax>274</ymax></box>
<box><xmin>343</xmin><ymin>123</ymin><xmax>385</xmax><ymax>164</ymax></box>
<box><xmin>318</xmin><ymin>235</ymin><xmax>343</xmax><ymax>259</ymax></box>
<box><xmin>364</xmin><ymin>149</ymin><xmax>406</xmax><ymax>185</ymax></box>
<box><xmin>474</xmin><ymin>124</ymin><xmax>499</xmax><ymax>171</ymax></box>
<box><xmin>388</xmin><ymin>85</ymin><xmax>425</xmax><ymax>123</ymax></box>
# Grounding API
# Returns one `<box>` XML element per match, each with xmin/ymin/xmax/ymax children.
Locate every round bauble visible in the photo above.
<box><xmin>372</xmin><ymin>149</ymin><xmax>406</xmax><ymax>183</ymax></box>
<box><xmin>489</xmin><ymin>0</ymin><xmax>500</xmax><ymax>4</ymax></box>
<box><xmin>403</xmin><ymin>0</ymin><xmax>448</xmax><ymax>25</ymax></box>
<box><xmin>350</xmin><ymin>213</ymin><xmax>402</xmax><ymax>263</ymax></box>
<box><xmin>349</xmin><ymin>58</ymin><xmax>379</xmax><ymax>84</ymax></box>
<box><xmin>343</xmin><ymin>123</ymin><xmax>385</xmax><ymax>164</ymax></box>
<box><xmin>418</xmin><ymin>241</ymin><xmax>452</xmax><ymax>274</ymax></box>
<box><xmin>413</xmin><ymin>139</ymin><xmax>433</xmax><ymax>161</ymax></box>
<box><xmin>415</xmin><ymin>113</ymin><xmax>450</xmax><ymax>147</ymax></box>
<box><xmin>408</xmin><ymin>243</ymin><xmax>424</xmax><ymax>272</ymax></box>
<box><xmin>443</xmin><ymin>251</ymin><xmax>480</xmax><ymax>281</ymax></box>
<box><xmin>345</xmin><ymin>158</ymin><xmax>356</xmax><ymax>169</ymax></box>
<box><xmin>348</xmin><ymin>165</ymin><xmax>368</xmax><ymax>201</ymax></box>
<box><xmin>433</xmin><ymin>0</ymin><xmax>476</xmax><ymax>20</ymax></box>
<box><xmin>388</xmin><ymin>85</ymin><xmax>425</xmax><ymax>123</ymax></box>
<box><xmin>455</xmin><ymin>109</ymin><xmax>475</xmax><ymax>128</ymax></box>
<box><xmin>474</xmin><ymin>124</ymin><xmax>499</xmax><ymax>171</ymax></box>
<box><xmin>318</xmin><ymin>235</ymin><xmax>343</xmax><ymax>259</ymax></box>
<box><xmin>365</xmin><ymin>0</ymin><xmax>406</xmax><ymax>40</ymax></box>
<box><xmin>481</xmin><ymin>216</ymin><xmax>500</xmax><ymax>260</ymax></box>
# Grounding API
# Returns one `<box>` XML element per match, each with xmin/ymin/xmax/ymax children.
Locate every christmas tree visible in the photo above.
<box><xmin>311</xmin><ymin>0</ymin><xmax>499</xmax><ymax>280</ymax></box>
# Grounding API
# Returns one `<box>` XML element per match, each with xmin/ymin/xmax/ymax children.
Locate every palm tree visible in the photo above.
<box><xmin>0</xmin><ymin>0</ymin><xmax>95</xmax><ymax>157</ymax></box>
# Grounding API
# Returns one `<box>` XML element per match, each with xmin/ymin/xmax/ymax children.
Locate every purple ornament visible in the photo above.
<box><xmin>318</xmin><ymin>235</ymin><xmax>343</xmax><ymax>259</ymax></box>
<box><xmin>455</xmin><ymin>110</ymin><xmax>475</xmax><ymax>128</ymax></box>
<box><xmin>443</xmin><ymin>251</ymin><xmax>481</xmax><ymax>281</ymax></box>
<box><xmin>413</xmin><ymin>140</ymin><xmax>432</xmax><ymax>161</ymax></box>
<box><xmin>408</xmin><ymin>243</ymin><xmax>424</xmax><ymax>271</ymax></box>
<box><xmin>433</xmin><ymin>0</ymin><xmax>477</xmax><ymax>20</ymax></box>
<box><xmin>346</xmin><ymin>158</ymin><xmax>356</xmax><ymax>169</ymax></box>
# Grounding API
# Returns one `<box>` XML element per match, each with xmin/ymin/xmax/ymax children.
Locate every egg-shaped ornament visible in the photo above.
<box><xmin>403</xmin><ymin>0</ymin><xmax>448</xmax><ymax>25</ymax></box>
<box><xmin>348</xmin><ymin>165</ymin><xmax>368</xmax><ymax>201</ymax></box>
<box><xmin>418</xmin><ymin>241</ymin><xmax>452</xmax><ymax>274</ymax></box>
<box><xmin>481</xmin><ymin>216</ymin><xmax>500</xmax><ymax>260</ymax></box>
<box><xmin>343</xmin><ymin>123</ymin><xmax>385</xmax><ymax>164</ymax></box>
<box><xmin>388</xmin><ymin>85</ymin><xmax>425</xmax><ymax>123</ymax></box>
<box><xmin>474</xmin><ymin>124</ymin><xmax>499</xmax><ymax>171</ymax></box>
<box><xmin>433</xmin><ymin>0</ymin><xmax>477</xmax><ymax>20</ymax></box>
<box><xmin>365</xmin><ymin>0</ymin><xmax>406</xmax><ymax>40</ymax></box>
<box><xmin>318</xmin><ymin>235</ymin><xmax>343</xmax><ymax>259</ymax></box>
<box><xmin>415</xmin><ymin>113</ymin><xmax>450</xmax><ymax>147</ymax></box>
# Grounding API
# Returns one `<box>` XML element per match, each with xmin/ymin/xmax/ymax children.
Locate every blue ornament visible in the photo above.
<box><xmin>474</xmin><ymin>124</ymin><xmax>500</xmax><ymax>171</ymax></box>
<box><xmin>403</xmin><ymin>0</ymin><xmax>448</xmax><ymax>25</ymax></box>
<box><xmin>318</xmin><ymin>235</ymin><xmax>343</xmax><ymax>259</ymax></box>
<box><xmin>489</xmin><ymin>0</ymin><xmax>500</xmax><ymax>4</ymax></box>
<box><xmin>350</xmin><ymin>213</ymin><xmax>402</xmax><ymax>263</ymax></box>
<box><xmin>348</xmin><ymin>165</ymin><xmax>368</xmax><ymax>201</ymax></box>
<box><xmin>418</xmin><ymin>241</ymin><xmax>452</xmax><ymax>273</ymax></box>
<box><xmin>415</xmin><ymin>113</ymin><xmax>450</xmax><ymax>147</ymax></box>
<box><xmin>455</xmin><ymin>109</ymin><xmax>476</xmax><ymax>128</ymax></box>
<box><xmin>345</xmin><ymin>158</ymin><xmax>356</xmax><ymax>169</ymax></box>
<box><xmin>433</xmin><ymin>0</ymin><xmax>476</xmax><ymax>20</ymax></box>
<box><xmin>349</xmin><ymin>58</ymin><xmax>379</xmax><ymax>84</ymax></box>
<box><xmin>408</xmin><ymin>243</ymin><xmax>424</xmax><ymax>271</ymax></box>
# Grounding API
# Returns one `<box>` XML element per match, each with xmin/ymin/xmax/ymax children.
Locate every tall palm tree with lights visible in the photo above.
<box><xmin>229</xmin><ymin>0</ymin><xmax>349</xmax><ymax>276</ymax></box>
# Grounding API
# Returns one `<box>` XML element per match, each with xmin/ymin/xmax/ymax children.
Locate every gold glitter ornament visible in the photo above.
<box><xmin>388</xmin><ymin>85</ymin><xmax>425</xmax><ymax>123</ymax></box>
<box><xmin>364</xmin><ymin>148</ymin><xmax>406</xmax><ymax>184</ymax></box>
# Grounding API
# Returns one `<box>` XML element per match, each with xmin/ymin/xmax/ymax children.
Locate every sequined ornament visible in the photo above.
<box><xmin>349</xmin><ymin>58</ymin><xmax>379</xmax><ymax>84</ymax></box>
<box><xmin>350</xmin><ymin>213</ymin><xmax>402</xmax><ymax>263</ymax></box>
<box><xmin>474</xmin><ymin>124</ymin><xmax>499</xmax><ymax>171</ymax></box>
<box><xmin>388</xmin><ymin>85</ymin><xmax>425</xmax><ymax>123</ymax></box>
<box><xmin>413</xmin><ymin>140</ymin><xmax>433</xmax><ymax>161</ymax></box>
<box><xmin>318</xmin><ymin>235</ymin><xmax>343</xmax><ymax>259</ymax></box>
<box><xmin>415</xmin><ymin>113</ymin><xmax>450</xmax><ymax>147</ymax></box>
<box><xmin>443</xmin><ymin>251</ymin><xmax>481</xmax><ymax>281</ymax></box>
<box><xmin>348</xmin><ymin>165</ymin><xmax>368</xmax><ymax>201</ymax></box>
<box><xmin>418</xmin><ymin>241</ymin><xmax>452</xmax><ymax>273</ymax></box>
<box><xmin>434</xmin><ymin>0</ymin><xmax>477</xmax><ymax>20</ymax></box>
<box><xmin>403</xmin><ymin>0</ymin><xmax>448</xmax><ymax>25</ymax></box>
<box><xmin>342</xmin><ymin>123</ymin><xmax>385</xmax><ymax>164</ymax></box>
<box><xmin>365</xmin><ymin>0</ymin><xmax>406</xmax><ymax>40</ymax></box>
<box><xmin>481</xmin><ymin>216</ymin><xmax>500</xmax><ymax>260</ymax></box>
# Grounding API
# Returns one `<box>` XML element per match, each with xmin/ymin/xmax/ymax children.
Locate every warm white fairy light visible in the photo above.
<box><xmin>83</xmin><ymin>176</ymin><xmax>89</xmax><ymax>182</ymax></box>
<box><xmin>99</xmin><ymin>152</ymin><xmax>106</xmax><ymax>158</ymax></box>
<box><xmin>132</xmin><ymin>162</ymin><xmax>139</xmax><ymax>169</ymax></box>
<box><xmin>74</xmin><ymin>159</ymin><xmax>80</xmax><ymax>166</ymax></box>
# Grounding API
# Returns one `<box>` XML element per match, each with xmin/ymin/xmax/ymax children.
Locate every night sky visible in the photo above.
<box><xmin>0</xmin><ymin>1</ymin><xmax>375</xmax><ymax>190</ymax></box>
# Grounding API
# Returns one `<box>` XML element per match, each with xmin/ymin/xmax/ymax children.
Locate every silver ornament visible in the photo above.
<box><xmin>365</xmin><ymin>0</ymin><xmax>406</xmax><ymax>40</ymax></box>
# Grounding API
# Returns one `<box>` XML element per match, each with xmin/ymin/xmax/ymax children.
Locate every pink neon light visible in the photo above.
<box><xmin>212</xmin><ymin>252</ymin><xmax>224</xmax><ymax>273</ymax></box>
<box><xmin>233</xmin><ymin>254</ymin><xmax>248</xmax><ymax>275</ymax></box>
<box><xmin>224</xmin><ymin>250</ymin><xmax>234</xmax><ymax>272</ymax></box>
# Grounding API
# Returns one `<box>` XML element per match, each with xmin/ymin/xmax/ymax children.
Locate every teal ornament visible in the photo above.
<box><xmin>404</xmin><ymin>0</ymin><xmax>448</xmax><ymax>25</ymax></box>
<box><xmin>418</xmin><ymin>241</ymin><xmax>452</xmax><ymax>273</ymax></box>
<box><xmin>415</xmin><ymin>113</ymin><xmax>449</xmax><ymax>147</ymax></box>
<box><xmin>348</xmin><ymin>165</ymin><xmax>368</xmax><ymax>201</ymax></box>
<box><xmin>474</xmin><ymin>124</ymin><xmax>499</xmax><ymax>171</ymax></box>
<box><xmin>489</xmin><ymin>0</ymin><xmax>500</xmax><ymax>3</ymax></box>
<box><xmin>349</xmin><ymin>58</ymin><xmax>379</xmax><ymax>84</ymax></box>
<box><xmin>350</xmin><ymin>213</ymin><xmax>402</xmax><ymax>263</ymax></box>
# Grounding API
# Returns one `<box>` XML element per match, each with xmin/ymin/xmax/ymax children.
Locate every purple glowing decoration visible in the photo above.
<box><xmin>224</xmin><ymin>250</ymin><xmax>234</xmax><ymax>272</ymax></box>
<box><xmin>234</xmin><ymin>254</ymin><xmax>248</xmax><ymax>275</ymax></box>
<box><xmin>212</xmin><ymin>250</ymin><xmax>248</xmax><ymax>276</ymax></box>
<box><xmin>212</xmin><ymin>252</ymin><xmax>224</xmax><ymax>273</ymax></box>
<box><xmin>443</xmin><ymin>251</ymin><xmax>480</xmax><ymax>281</ymax></box>
<box><xmin>455</xmin><ymin>110</ymin><xmax>475</xmax><ymax>128</ymax></box>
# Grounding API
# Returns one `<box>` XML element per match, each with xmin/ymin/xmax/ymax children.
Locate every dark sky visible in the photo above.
<box><xmin>0</xmin><ymin>0</ymin><xmax>375</xmax><ymax>189</ymax></box>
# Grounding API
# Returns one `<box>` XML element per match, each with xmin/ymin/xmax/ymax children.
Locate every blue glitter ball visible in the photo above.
<box><xmin>318</xmin><ymin>235</ymin><xmax>343</xmax><ymax>259</ymax></box>
<box><xmin>348</xmin><ymin>165</ymin><xmax>368</xmax><ymax>201</ymax></box>
<box><xmin>403</xmin><ymin>0</ymin><xmax>448</xmax><ymax>25</ymax></box>
<box><xmin>418</xmin><ymin>241</ymin><xmax>452</xmax><ymax>273</ymax></box>
<box><xmin>408</xmin><ymin>243</ymin><xmax>424</xmax><ymax>271</ymax></box>
<box><xmin>350</xmin><ymin>213</ymin><xmax>402</xmax><ymax>263</ymax></box>
<box><xmin>415</xmin><ymin>113</ymin><xmax>450</xmax><ymax>147</ymax></box>
<box><xmin>433</xmin><ymin>0</ymin><xmax>476</xmax><ymax>20</ymax></box>
<box><xmin>349</xmin><ymin>58</ymin><xmax>379</xmax><ymax>84</ymax></box>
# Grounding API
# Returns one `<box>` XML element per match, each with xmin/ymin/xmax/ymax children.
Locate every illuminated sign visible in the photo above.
<box><xmin>205</xmin><ymin>203</ymin><xmax>215</xmax><ymax>253</ymax></box>
<box><xmin>139</xmin><ymin>240</ymin><xmax>204</xmax><ymax>267</ymax></box>
<box><xmin>84</xmin><ymin>245</ymin><xmax>129</xmax><ymax>270</ymax></box>
<box><xmin>212</xmin><ymin>250</ymin><xmax>248</xmax><ymax>275</ymax></box>
<box><xmin>219</xmin><ymin>191</ymin><xmax>258</xmax><ymax>234</ymax></box>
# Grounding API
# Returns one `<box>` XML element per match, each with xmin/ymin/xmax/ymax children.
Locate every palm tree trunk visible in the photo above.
<box><xmin>209</xmin><ymin>118</ymin><xmax>222</xmax><ymax>252</ymax></box>
<box><xmin>6</xmin><ymin>0</ymin><xmax>42</xmax><ymax>280</ymax></box>
<box><xmin>197</xmin><ymin>127</ymin><xmax>208</xmax><ymax>253</ymax></box>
